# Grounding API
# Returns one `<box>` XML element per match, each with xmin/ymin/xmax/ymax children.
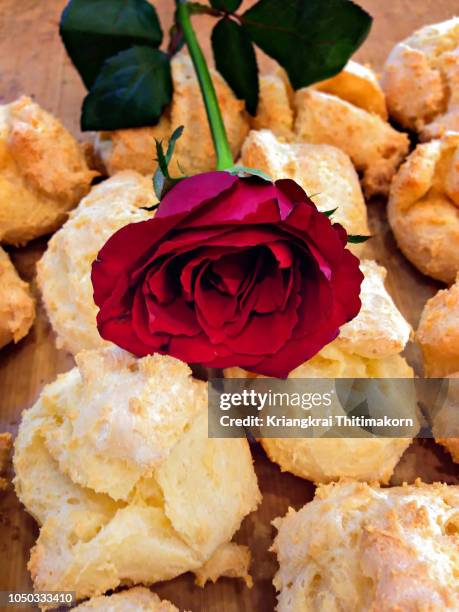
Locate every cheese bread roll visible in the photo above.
<box><xmin>251</xmin><ymin>61</ymin><xmax>387</xmax><ymax>142</ymax></box>
<box><xmin>417</xmin><ymin>280</ymin><xmax>459</xmax><ymax>463</ymax></box>
<box><xmin>388</xmin><ymin>132</ymin><xmax>459</xmax><ymax>284</ymax></box>
<box><xmin>272</xmin><ymin>480</ymin><xmax>459</xmax><ymax>612</ymax></box>
<box><xmin>0</xmin><ymin>96</ymin><xmax>96</xmax><ymax>245</ymax></box>
<box><xmin>0</xmin><ymin>246</ymin><xmax>35</xmax><ymax>349</ymax></box>
<box><xmin>382</xmin><ymin>17</ymin><xmax>459</xmax><ymax>140</ymax></box>
<box><xmin>417</xmin><ymin>276</ymin><xmax>459</xmax><ymax>377</ymax></box>
<box><xmin>37</xmin><ymin>172</ymin><xmax>152</xmax><ymax>355</ymax></box>
<box><xmin>294</xmin><ymin>89</ymin><xmax>409</xmax><ymax>197</ymax></box>
<box><xmin>14</xmin><ymin>348</ymin><xmax>260</xmax><ymax>600</ymax></box>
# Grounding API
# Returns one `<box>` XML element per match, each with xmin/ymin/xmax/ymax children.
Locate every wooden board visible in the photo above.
<box><xmin>0</xmin><ymin>1</ymin><xmax>458</xmax><ymax>610</ymax></box>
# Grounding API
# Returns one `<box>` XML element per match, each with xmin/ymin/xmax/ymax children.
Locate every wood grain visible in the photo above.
<box><xmin>0</xmin><ymin>1</ymin><xmax>458</xmax><ymax>610</ymax></box>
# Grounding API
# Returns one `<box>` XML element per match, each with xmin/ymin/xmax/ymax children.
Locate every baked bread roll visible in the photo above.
<box><xmin>251</xmin><ymin>60</ymin><xmax>401</xmax><ymax>198</ymax></box>
<box><xmin>416</xmin><ymin>276</ymin><xmax>459</xmax><ymax>377</ymax></box>
<box><xmin>226</xmin><ymin>260</ymin><xmax>414</xmax><ymax>484</ymax></box>
<box><xmin>382</xmin><ymin>17</ymin><xmax>459</xmax><ymax>140</ymax></box>
<box><xmin>14</xmin><ymin>348</ymin><xmax>260</xmax><ymax>600</ymax></box>
<box><xmin>313</xmin><ymin>60</ymin><xmax>387</xmax><ymax>119</ymax></box>
<box><xmin>37</xmin><ymin>172</ymin><xmax>152</xmax><ymax>355</ymax></box>
<box><xmin>0</xmin><ymin>246</ymin><xmax>35</xmax><ymax>349</ymax></box>
<box><xmin>73</xmin><ymin>588</ymin><xmax>178</xmax><ymax>612</ymax></box>
<box><xmin>0</xmin><ymin>96</ymin><xmax>96</xmax><ymax>245</ymax></box>
<box><xmin>95</xmin><ymin>54</ymin><xmax>248</xmax><ymax>177</ymax></box>
<box><xmin>388</xmin><ymin>133</ymin><xmax>459</xmax><ymax>284</ymax></box>
<box><xmin>241</xmin><ymin>129</ymin><xmax>369</xmax><ymax>254</ymax></box>
<box><xmin>416</xmin><ymin>280</ymin><xmax>459</xmax><ymax>463</ymax></box>
<box><xmin>294</xmin><ymin>89</ymin><xmax>409</xmax><ymax>198</ymax></box>
<box><xmin>272</xmin><ymin>480</ymin><xmax>459</xmax><ymax>612</ymax></box>
<box><xmin>251</xmin><ymin>61</ymin><xmax>387</xmax><ymax>142</ymax></box>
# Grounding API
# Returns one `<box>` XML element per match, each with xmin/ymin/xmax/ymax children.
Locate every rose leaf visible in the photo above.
<box><xmin>211</xmin><ymin>17</ymin><xmax>259</xmax><ymax>115</ymax></box>
<box><xmin>241</xmin><ymin>0</ymin><xmax>372</xmax><ymax>89</ymax></box>
<box><xmin>81</xmin><ymin>46</ymin><xmax>172</xmax><ymax>131</ymax></box>
<box><xmin>347</xmin><ymin>234</ymin><xmax>371</xmax><ymax>243</ymax></box>
<box><xmin>60</xmin><ymin>0</ymin><xmax>162</xmax><ymax>89</ymax></box>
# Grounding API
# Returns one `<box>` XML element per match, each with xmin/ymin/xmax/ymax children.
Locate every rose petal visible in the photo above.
<box><xmin>184</xmin><ymin>177</ymin><xmax>281</xmax><ymax>227</ymax></box>
<box><xmin>145</xmin><ymin>293</ymin><xmax>201</xmax><ymax>337</ymax></box>
<box><xmin>156</xmin><ymin>171</ymin><xmax>237</xmax><ymax>218</ymax></box>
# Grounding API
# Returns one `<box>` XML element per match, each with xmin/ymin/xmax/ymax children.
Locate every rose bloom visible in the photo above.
<box><xmin>92</xmin><ymin>172</ymin><xmax>363</xmax><ymax>377</ymax></box>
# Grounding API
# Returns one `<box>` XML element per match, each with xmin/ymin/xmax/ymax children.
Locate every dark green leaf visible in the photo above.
<box><xmin>212</xmin><ymin>18</ymin><xmax>259</xmax><ymax>115</ymax></box>
<box><xmin>227</xmin><ymin>165</ymin><xmax>271</xmax><ymax>181</ymax></box>
<box><xmin>210</xmin><ymin>0</ymin><xmax>243</xmax><ymax>11</ymax></box>
<box><xmin>60</xmin><ymin>0</ymin><xmax>162</xmax><ymax>89</ymax></box>
<box><xmin>347</xmin><ymin>234</ymin><xmax>371</xmax><ymax>244</ymax></box>
<box><xmin>81</xmin><ymin>46</ymin><xmax>172</xmax><ymax>131</ymax></box>
<box><xmin>241</xmin><ymin>0</ymin><xmax>372</xmax><ymax>89</ymax></box>
<box><xmin>323</xmin><ymin>207</ymin><xmax>338</xmax><ymax>217</ymax></box>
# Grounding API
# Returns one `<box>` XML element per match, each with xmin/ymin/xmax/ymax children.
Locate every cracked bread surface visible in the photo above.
<box><xmin>14</xmin><ymin>348</ymin><xmax>260</xmax><ymax>601</ymax></box>
<box><xmin>382</xmin><ymin>17</ymin><xmax>459</xmax><ymax>140</ymax></box>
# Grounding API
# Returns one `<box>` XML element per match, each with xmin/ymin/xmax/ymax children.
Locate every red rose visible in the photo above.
<box><xmin>92</xmin><ymin>172</ymin><xmax>363</xmax><ymax>377</ymax></box>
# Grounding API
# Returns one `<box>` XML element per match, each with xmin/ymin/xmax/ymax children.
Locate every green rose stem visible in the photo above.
<box><xmin>176</xmin><ymin>0</ymin><xmax>234</xmax><ymax>171</ymax></box>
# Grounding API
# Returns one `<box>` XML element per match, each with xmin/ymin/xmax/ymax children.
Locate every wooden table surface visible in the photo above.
<box><xmin>0</xmin><ymin>1</ymin><xmax>458</xmax><ymax>611</ymax></box>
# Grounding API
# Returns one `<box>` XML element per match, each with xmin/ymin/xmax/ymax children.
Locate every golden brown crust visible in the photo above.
<box><xmin>272</xmin><ymin>480</ymin><xmax>459</xmax><ymax>612</ymax></box>
<box><xmin>416</xmin><ymin>277</ymin><xmax>459</xmax><ymax>377</ymax></box>
<box><xmin>241</xmin><ymin>129</ymin><xmax>369</xmax><ymax>255</ymax></box>
<box><xmin>382</xmin><ymin>18</ymin><xmax>459</xmax><ymax>140</ymax></box>
<box><xmin>416</xmin><ymin>282</ymin><xmax>459</xmax><ymax>464</ymax></box>
<box><xmin>250</xmin><ymin>74</ymin><xmax>294</xmax><ymax>140</ymax></box>
<box><xmin>294</xmin><ymin>89</ymin><xmax>409</xmax><ymax>197</ymax></box>
<box><xmin>388</xmin><ymin>134</ymin><xmax>459</xmax><ymax>284</ymax></box>
<box><xmin>72</xmin><ymin>588</ymin><xmax>178</xmax><ymax>612</ymax></box>
<box><xmin>96</xmin><ymin>54</ymin><xmax>249</xmax><ymax>176</ymax></box>
<box><xmin>13</xmin><ymin>348</ymin><xmax>260</xmax><ymax>599</ymax></box>
<box><xmin>96</xmin><ymin>115</ymin><xmax>171</xmax><ymax>177</ymax></box>
<box><xmin>0</xmin><ymin>96</ymin><xmax>97</xmax><ymax>245</ymax></box>
<box><xmin>261</xmin><ymin>436</ymin><xmax>411</xmax><ymax>486</ymax></box>
<box><xmin>0</xmin><ymin>247</ymin><xmax>35</xmax><ymax>349</ymax></box>
<box><xmin>313</xmin><ymin>60</ymin><xmax>388</xmax><ymax>119</ymax></box>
